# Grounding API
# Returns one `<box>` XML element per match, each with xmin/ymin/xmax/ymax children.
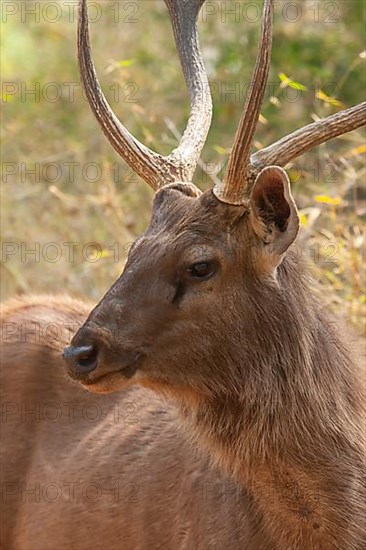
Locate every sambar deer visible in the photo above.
<box><xmin>1</xmin><ymin>0</ymin><xmax>365</xmax><ymax>548</ymax></box>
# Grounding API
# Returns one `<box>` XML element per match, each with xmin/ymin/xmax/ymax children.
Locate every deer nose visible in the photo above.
<box><xmin>63</xmin><ymin>344</ymin><xmax>99</xmax><ymax>375</ymax></box>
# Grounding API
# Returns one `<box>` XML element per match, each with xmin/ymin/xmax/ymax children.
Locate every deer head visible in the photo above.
<box><xmin>64</xmin><ymin>0</ymin><xmax>365</xmax><ymax>399</ymax></box>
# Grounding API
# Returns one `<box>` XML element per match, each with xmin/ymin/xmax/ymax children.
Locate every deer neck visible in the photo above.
<box><xmin>177</xmin><ymin>268</ymin><xmax>365</xmax><ymax>549</ymax></box>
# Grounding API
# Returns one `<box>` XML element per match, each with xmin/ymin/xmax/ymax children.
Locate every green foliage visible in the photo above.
<box><xmin>1</xmin><ymin>0</ymin><xmax>365</xmax><ymax>330</ymax></box>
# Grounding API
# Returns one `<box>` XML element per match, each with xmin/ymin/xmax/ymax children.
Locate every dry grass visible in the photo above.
<box><xmin>1</xmin><ymin>0</ymin><xmax>365</xmax><ymax>332</ymax></box>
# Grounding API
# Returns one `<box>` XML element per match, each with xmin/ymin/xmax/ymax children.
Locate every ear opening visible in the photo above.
<box><xmin>250</xmin><ymin>166</ymin><xmax>299</xmax><ymax>256</ymax></box>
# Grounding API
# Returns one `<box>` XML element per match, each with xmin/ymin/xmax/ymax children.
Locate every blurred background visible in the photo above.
<box><xmin>1</xmin><ymin>0</ymin><xmax>365</xmax><ymax>331</ymax></box>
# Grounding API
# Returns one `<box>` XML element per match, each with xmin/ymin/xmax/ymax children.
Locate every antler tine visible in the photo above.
<box><xmin>214</xmin><ymin>0</ymin><xmax>274</xmax><ymax>205</ymax></box>
<box><xmin>78</xmin><ymin>0</ymin><xmax>212</xmax><ymax>191</ymax></box>
<box><xmin>164</xmin><ymin>0</ymin><xmax>213</xmax><ymax>182</ymax></box>
<box><xmin>252</xmin><ymin>102</ymin><xmax>366</xmax><ymax>169</ymax></box>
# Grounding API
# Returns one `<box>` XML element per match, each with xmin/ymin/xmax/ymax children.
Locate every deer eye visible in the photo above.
<box><xmin>188</xmin><ymin>261</ymin><xmax>214</xmax><ymax>280</ymax></box>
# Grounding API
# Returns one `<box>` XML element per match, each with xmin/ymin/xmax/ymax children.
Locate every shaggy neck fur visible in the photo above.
<box><xmin>176</xmin><ymin>252</ymin><xmax>365</xmax><ymax>549</ymax></box>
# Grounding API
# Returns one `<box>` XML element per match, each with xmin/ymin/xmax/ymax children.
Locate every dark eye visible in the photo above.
<box><xmin>188</xmin><ymin>262</ymin><xmax>214</xmax><ymax>280</ymax></box>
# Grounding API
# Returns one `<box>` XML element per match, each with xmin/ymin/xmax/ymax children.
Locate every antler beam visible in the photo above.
<box><xmin>78</xmin><ymin>0</ymin><xmax>212</xmax><ymax>190</ymax></box>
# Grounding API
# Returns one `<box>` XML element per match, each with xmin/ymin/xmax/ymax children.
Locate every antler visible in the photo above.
<box><xmin>214</xmin><ymin>0</ymin><xmax>366</xmax><ymax>205</ymax></box>
<box><xmin>79</xmin><ymin>0</ymin><xmax>365</xmax><ymax>200</ymax></box>
<box><xmin>78</xmin><ymin>0</ymin><xmax>212</xmax><ymax>190</ymax></box>
<box><xmin>252</xmin><ymin>102</ymin><xmax>366</xmax><ymax>169</ymax></box>
<box><xmin>213</xmin><ymin>0</ymin><xmax>274</xmax><ymax>204</ymax></box>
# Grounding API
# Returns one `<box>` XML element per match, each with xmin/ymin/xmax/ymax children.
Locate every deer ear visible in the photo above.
<box><xmin>250</xmin><ymin>166</ymin><xmax>299</xmax><ymax>257</ymax></box>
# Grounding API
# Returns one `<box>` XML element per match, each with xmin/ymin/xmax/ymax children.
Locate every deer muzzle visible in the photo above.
<box><xmin>63</xmin><ymin>325</ymin><xmax>143</xmax><ymax>385</ymax></box>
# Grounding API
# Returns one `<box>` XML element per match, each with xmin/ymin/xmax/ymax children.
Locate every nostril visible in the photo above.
<box><xmin>77</xmin><ymin>346</ymin><xmax>98</xmax><ymax>371</ymax></box>
<box><xmin>63</xmin><ymin>344</ymin><xmax>99</xmax><ymax>374</ymax></box>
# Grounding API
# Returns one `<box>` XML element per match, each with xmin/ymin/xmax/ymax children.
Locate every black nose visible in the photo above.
<box><xmin>63</xmin><ymin>344</ymin><xmax>99</xmax><ymax>375</ymax></box>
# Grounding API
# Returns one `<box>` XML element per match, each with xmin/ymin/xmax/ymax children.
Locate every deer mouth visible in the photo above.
<box><xmin>81</xmin><ymin>355</ymin><xmax>143</xmax><ymax>393</ymax></box>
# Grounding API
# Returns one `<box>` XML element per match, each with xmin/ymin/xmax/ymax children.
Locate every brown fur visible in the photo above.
<box><xmin>1</xmin><ymin>184</ymin><xmax>365</xmax><ymax>549</ymax></box>
<box><xmin>1</xmin><ymin>297</ymin><xmax>263</xmax><ymax>550</ymax></box>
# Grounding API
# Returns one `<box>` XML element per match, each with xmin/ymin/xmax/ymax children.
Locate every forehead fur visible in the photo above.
<box><xmin>149</xmin><ymin>188</ymin><xmax>247</xmax><ymax>238</ymax></box>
